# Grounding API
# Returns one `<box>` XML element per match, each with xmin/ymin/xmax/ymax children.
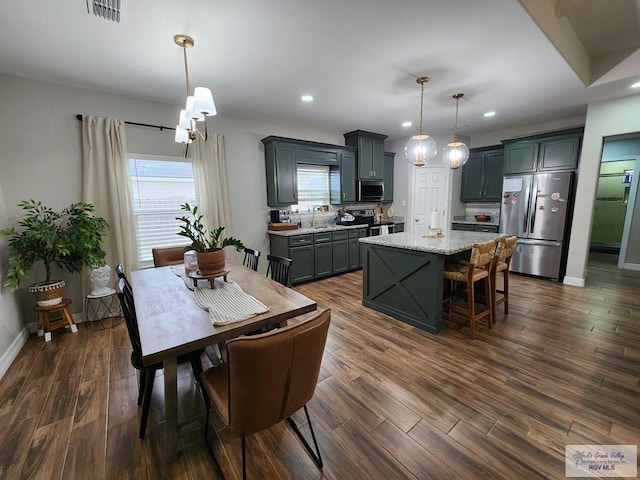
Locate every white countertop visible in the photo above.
<box><xmin>268</xmin><ymin>224</ymin><xmax>366</xmax><ymax>236</ymax></box>
<box><xmin>359</xmin><ymin>230</ymin><xmax>503</xmax><ymax>255</ymax></box>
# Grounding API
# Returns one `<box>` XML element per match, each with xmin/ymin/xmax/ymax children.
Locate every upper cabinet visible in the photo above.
<box><xmin>503</xmin><ymin>128</ymin><xmax>583</xmax><ymax>175</ymax></box>
<box><xmin>343</xmin><ymin>130</ymin><xmax>388</xmax><ymax>180</ymax></box>
<box><xmin>383</xmin><ymin>152</ymin><xmax>395</xmax><ymax>203</ymax></box>
<box><xmin>263</xmin><ymin>138</ymin><xmax>297</xmax><ymax>206</ymax></box>
<box><xmin>339</xmin><ymin>148</ymin><xmax>357</xmax><ymax>203</ymax></box>
<box><xmin>461</xmin><ymin>146</ymin><xmax>504</xmax><ymax>202</ymax></box>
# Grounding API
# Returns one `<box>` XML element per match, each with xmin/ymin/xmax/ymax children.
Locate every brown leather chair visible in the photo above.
<box><xmin>200</xmin><ymin>308</ymin><xmax>331</xmax><ymax>479</ymax></box>
<box><xmin>490</xmin><ymin>236</ymin><xmax>518</xmax><ymax>318</ymax></box>
<box><xmin>443</xmin><ymin>239</ymin><xmax>496</xmax><ymax>339</ymax></box>
<box><xmin>151</xmin><ymin>245</ymin><xmax>186</xmax><ymax>267</ymax></box>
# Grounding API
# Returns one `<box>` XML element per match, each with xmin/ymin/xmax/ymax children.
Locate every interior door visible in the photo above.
<box><xmin>412</xmin><ymin>167</ymin><xmax>448</xmax><ymax>231</ymax></box>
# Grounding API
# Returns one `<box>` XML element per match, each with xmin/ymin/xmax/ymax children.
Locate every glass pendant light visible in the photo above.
<box><xmin>443</xmin><ymin>93</ymin><xmax>470</xmax><ymax>169</ymax></box>
<box><xmin>404</xmin><ymin>77</ymin><xmax>437</xmax><ymax>167</ymax></box>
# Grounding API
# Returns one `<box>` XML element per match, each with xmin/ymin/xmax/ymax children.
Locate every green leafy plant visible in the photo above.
<box><xmin>176</xmin><ymin>203</ymin><xmax>244</xmax><ymax>253</ymax></box>
<box><xmin>0</xmin><ymin>200</ymin><xmax>108</xmax><ymax>289</ymax></box>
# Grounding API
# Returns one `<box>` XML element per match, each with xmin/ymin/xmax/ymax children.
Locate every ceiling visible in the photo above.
<box><xmin>1</xmin><ymin>0</ymin><xmax>639</xmax><ymax>141</ymax></box>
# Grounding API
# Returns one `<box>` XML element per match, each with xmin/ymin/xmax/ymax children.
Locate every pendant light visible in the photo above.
<box><xmin>173</xmin><ymin>34</ymin><xmax>217</xmax><ymax>147</ymax></box>
<box><xmin>404</xmin><ymin>76</ymin><xmax>437</xmax><ymax>167</ymax></box>
<box><xmin>443</xmin><ymin>93</ymin><xmax>470</xmax><ymax>169</ymax></box>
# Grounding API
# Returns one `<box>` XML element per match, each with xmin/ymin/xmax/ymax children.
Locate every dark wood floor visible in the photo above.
<box><xmin>0</xmin><ymin>252</ymin><xmax>638</xmax><ymax>479</ymax></box>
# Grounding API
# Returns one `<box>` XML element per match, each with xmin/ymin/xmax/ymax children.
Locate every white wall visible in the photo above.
<box><xmin>564</xmin><ymin>93</ymin><xmax>640</xmax><ymax>285</ymax></box>
<box><xmin>0</xmin><ymin>72</ymin><xmax>344</xmax><ymax>369</ymax></box>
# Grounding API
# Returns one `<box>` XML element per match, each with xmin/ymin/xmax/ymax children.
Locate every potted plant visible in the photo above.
<box><xmin>1</xmin><ymin>200</ymin><xmax>108</xmax><ymax>306</ymax></box>
<box><xmin>176</xmin><ymin>203</ymin><xmax>244</xmax><ymax>275</ymax></box>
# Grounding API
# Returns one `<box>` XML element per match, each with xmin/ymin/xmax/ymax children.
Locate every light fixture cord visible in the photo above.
<box><xmin>182</xmin><ymin>42</ymin><xmax>191</xmax><ymax>96</ymax></box>
<box><xmin>453</xmin><ymin>96</ymin><xmax>460</xmax><ymax>142</ymax></box>
<box><xmin>419</xmin><ymin>80</ymin><xmax>425</xmax><ymax>136</ymax></box>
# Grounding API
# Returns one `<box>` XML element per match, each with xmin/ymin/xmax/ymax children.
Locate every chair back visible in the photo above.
<box><xmin>152</xmin><ymin>246</ymin><xmax>187</xmax><ymax>267</ymax></box>
<box><xmin>266</xmin><ymin>254</ymin><xmax>292</xmax><ymax>286</ymax></box>
<box><xmin>242</xmin><ymin>248</ymin><xmax>261</xmax><ymax>271</ymax></box>
<box><xmin>469</xmin><ymin>239</ymin><xmax>497</xmax><ymax>270</ymax></box>
<box><xmin>225</xmin><ymin>309</ymin><xmax>331</xmax><ymax>437</ymax></box>
<box><xmin>115</xmin><ymin>278</ymin><xmax>143</xmax><ymax>365</ymax></box>
<box><xmin>115</xmin><ymin>263</ymin><xmax>132</xmax><ymax>290</ymax></box>
<box><xmin>499</xmin><ymin>236</ymin><xmax>518</xmax><ymax>265</ymax></box>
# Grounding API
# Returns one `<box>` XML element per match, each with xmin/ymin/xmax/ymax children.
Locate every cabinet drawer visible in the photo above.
<box><xmin>348</xmin><ymin>228</ymin><xmax>362</xmax><ymax>238</ymax></box>
<box><xmin>451</xmin><ymin>223</ymin><xmax>475</xmax><ymax>231</ymax></box>
<box><xmin>288</xmin><ymin>235</ymin><xmax>313</xmax><ymax>247</ymax></box>
<box><xmin>475</xmin><ymin>225</ymin><xmax>499</xmax><ymax>233</ymax></box>
<box><xmin>332</xmin><ymin>230</ymin><xmax>349</xmax><ymax>241</ymax></box>
<box><xmin>313</xmin><ymin>232</ymin><xmax>332</xmax><ymax>243</ymax></box>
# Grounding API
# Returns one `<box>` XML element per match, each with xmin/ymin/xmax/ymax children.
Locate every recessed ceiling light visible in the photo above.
<box><xmin>483</xmin><ymin>111</ymin><xmax>496</xmax><ymax>118</ymax></box>
<box><xmin>402</xmin><ymin>121</ymin><xmax>412</xmax><ymax>128</ymax></box>
<box><xmin>301</xmin><ymin>95</ymin><xmax>314</xmax><ymax>102</ymax></box>
<box><xmin>631</xmin><ymin>81</ymin><xmax>640</xmax><ymax>89</ymax></box>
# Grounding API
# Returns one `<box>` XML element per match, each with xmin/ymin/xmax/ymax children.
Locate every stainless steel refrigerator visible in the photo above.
<box><xmin>499</xmin><ymin>171</ymin><xmax>574</xmax><ymax>280</ymax></box>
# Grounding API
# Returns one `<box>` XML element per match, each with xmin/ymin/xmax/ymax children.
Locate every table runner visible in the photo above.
<box><xmin>170</xmin><ymin>265</ymin><xmax>269</xmax><ymax>325</ymax></box>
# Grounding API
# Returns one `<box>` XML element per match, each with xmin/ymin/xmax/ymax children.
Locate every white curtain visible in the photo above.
<box><xmin>82</xmin><ymin>116</ymin><xmax>138</xmax><ymax>274</ymax></box>
<box><xmin>191</xmin><ymin>133</ymin><xmax>238</xmax><ymax>262</ymax></box>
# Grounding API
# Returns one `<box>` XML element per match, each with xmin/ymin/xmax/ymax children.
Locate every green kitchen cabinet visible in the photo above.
<box><xmin>289</xmin><ymin>245</ymin><xmax>314</xmax><ymax>284</ymax></box>
<box><xmin>343</xmin><ymin>130</ymin><xmax>388</xmax><ymax>180</ymax></box>
<box><xmin>394</xmin><ymin>222</ymin><xmax>404</xmax><ymax>233</ymax></box>
<box><xmin>383</xmin><ymin>152</ymin><xmax>395</xmax><ymax>203</ymax></box>
<box><xmin>503</xmin><ymin>128</ymin><xmax>583</xmax><ymax>175</ymax></box>
<box><xmin>451</xmin><ymin>223</ymin><xmax>475</xmax><ymax>231</ymax></box>
<box><xmin>314</xmin><ymin>232</ymin><xmax>333</xmax><ymax>278</ymax></box>
<box><xmin>339</xmin><ymin>148</ymin><xmax>357</xmax><ymax>203</ymax></box>
<box><xmin>263</xmin><ymin>138</ymin><xmax>297</xmax><ymax>206</ymax></box>
<box><xmin>332</xmin><ymin>231</ymin><xmax>349</xmax><ymax>274</ymax></box>
<box><xmin>461</xmin><ymin>146</ymin><xmax>504</xmax><ymax>202</ymax></box>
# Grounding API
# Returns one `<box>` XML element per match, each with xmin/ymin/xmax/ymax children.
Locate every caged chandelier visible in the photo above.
<box><xmin>173</xmin><ymin>34</ymin><xmax>217</xmax><ymax>146</ymax></box>
<box><xmin>443</xmin><ymin>93</ymin><xmax>470</xmax><ymax>169</ymax></box>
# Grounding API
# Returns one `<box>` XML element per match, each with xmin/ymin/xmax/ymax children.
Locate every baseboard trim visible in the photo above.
<box><xmin>0</xmin><ymin>327</ymin><xmax>29</xmax><ymax>380</ymax></box>
<box><xmin>622</xmin><ymin>263</ymin><xmax>640</xmax><ymax>271</ymax></box>
<box><xmin>563</xmin><ymin>276</ymin><xmax>585</xmax><ymax>287</ymax></box>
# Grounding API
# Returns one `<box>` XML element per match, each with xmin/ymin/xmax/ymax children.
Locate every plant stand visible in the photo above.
<box><xmin>84</xmin><ymin>291</ymin><xmax>123</xmax><ymax>330</ymax></box>
<box><xmin>33</xmin><ymin>298</ymin><xmax>78</xmax><ymax>342</ymax></box>
<box><xmin>188</xmin><ymin>269</ymin><xmax>229</xmax><ymax>288</ymax></box>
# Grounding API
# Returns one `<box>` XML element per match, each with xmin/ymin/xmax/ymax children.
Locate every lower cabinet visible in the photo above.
<box><xmin>269</xmin><ymin>228</ymin><xmax>366</xmax><ymax>285</ymax></box>
<box><xmin>451</xmin><ymin>223</ymin><xmax>499</xmax><ymax>233</ymax></box>
<box><xmin>394</xmin><ymin>222</ymin><xmax>405</xmax><ymax>233</ymax></box>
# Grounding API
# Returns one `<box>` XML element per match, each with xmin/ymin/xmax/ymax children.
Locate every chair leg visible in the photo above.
<box><xmin>485</xmin><ymin>276</ymin><xmax>494</xmax><ymax>328</ymax></box>
<box><xmin>139</xmin><ymin>371</ymin><xmax>155</xmax><ymax>439</ymax></box>
<box><xmin>504</xmin><ymin>271</ymin><xmax>510</xmax><ymax>314</ymax></box>
<box><xmin>242</xmin><ymin>436</ymin><xmax>247</xmax><ymax>480</ymax></box>
<box><xmin>467</xmin><ymin>280</ymin><xmax>476</xmax><ymax>339</ymax></box>
<box><xmin>287</xmin><ymin>405</ymin><xmax>323</xmax><ymax>469</ymax></box>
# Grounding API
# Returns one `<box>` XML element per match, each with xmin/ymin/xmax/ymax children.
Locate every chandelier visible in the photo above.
<box><xmin>173</xmin><ymin>34</ymin><xmax>217</xmax><ymax>146</ymax></box>
<box><xmin>442</xmin><ymin>93</ymin><xmax>470</xmax><ymax>169</ymax></box>
<box><xmin>404</xmin><ymin>76</ymin><xmax>437</xmax><ymax>167</ymax></box>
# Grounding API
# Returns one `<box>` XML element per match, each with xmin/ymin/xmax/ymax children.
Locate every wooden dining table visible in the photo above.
<box><xmin>130</xmin><ymin>263</ymin><xmax>318</xmax><ymax>462</ymax></box>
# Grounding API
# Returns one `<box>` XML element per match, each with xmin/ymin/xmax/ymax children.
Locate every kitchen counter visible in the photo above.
<box><xmin>451</xmin><ymin>215</ymin><xmax>499</xmax><ymax>227</ymax></box>
<box><xmin>360</xmin><ymin>230</ymin><xmax>502</xmax><ymax>334</ymax></box>
<box><xmin>268</xmin><ymin>224</ymin><xmax>365</xmax><ymax>236</ymax></box>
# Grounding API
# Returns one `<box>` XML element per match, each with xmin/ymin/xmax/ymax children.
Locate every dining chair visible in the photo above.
<box><xmin>491</xmin><ymin>236</ymin><xmax>518</xmax><ymax>318</ymax></box>
<box><xmin>443</xmin><ymin>239</ymin><xmax>497</xmax><ymax>339</ymax></box>
<box><xmin>151</xmin><ymin>245</ymin><xmax>187</xmax><ymax>267</ymax></box>
<box><xmin>265</xmin><ymin>254</ymin><xmax>292</xmax><ymax>286</ymax></box>
<box><xmin>115</xmin><ymin>278</ymin><xmax>206</xmax><ymax>439</ymax></box>
<box><xmin>242</xmin><ymin>248</ymin><xmax>261</xmax><ymax>271</ymax></box>
<box><xmin>115</xmin><ymin>263</ymin><xmax>132</xmax><ymax>291</ymax></box>
<box><xmin>199</xmin><ymin>308</ymin><xmax>331</xmax><ymax>479</ymax></box>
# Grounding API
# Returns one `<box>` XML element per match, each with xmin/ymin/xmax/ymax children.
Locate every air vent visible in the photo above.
<box><xmin>87</xmin><ymin>0</ymin><xmax>125</xmax><ymax>23</ymax></box>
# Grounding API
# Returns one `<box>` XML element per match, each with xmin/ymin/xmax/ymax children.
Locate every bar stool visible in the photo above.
<box><xmin>443</xmin><ymin>239</ymin><xmax>496</xmax><ymax>339</ymax></box>
<box><xmin>33</xmin><ymin>298</ymin><xmax>78</xmax><ymax>342</ymax></box>
<box><xmin>491</xmin><ymin>236</ymin><xmax>518</xmax><ymax>319</ymax></box>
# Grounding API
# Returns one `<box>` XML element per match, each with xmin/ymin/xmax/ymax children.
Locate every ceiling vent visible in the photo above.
<box><xmin>86</xmin><ymin>0</ymin><xmax>125</xmax><ymax>23</ymax></box>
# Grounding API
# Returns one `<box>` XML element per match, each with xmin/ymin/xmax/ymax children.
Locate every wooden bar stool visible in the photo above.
<box><xmin>490</xmin><ymin>236</ymin><xmax>518</xmax><ymax>319</ymax></box>
<box><xmin>443</xmin><ymin>239</ymin><xmax>497</xmax><ymax>339</ymax></box>
<box><xmin>33</xmin><ymin>298</ymin><xmax>78</xmax><ymax>342</ymax></box>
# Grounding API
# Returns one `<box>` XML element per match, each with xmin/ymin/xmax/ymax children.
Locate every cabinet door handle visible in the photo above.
<box><xmin>342</xmin><ymin>192</ymin><xmax>345</xmax><ymax>199</ymax></box>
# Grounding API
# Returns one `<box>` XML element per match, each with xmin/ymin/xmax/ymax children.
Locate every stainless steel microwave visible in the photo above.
<box><xmin>358</xmin><ymin>180</ymin><xmax>384</xmax><ymax>202</ymax></box>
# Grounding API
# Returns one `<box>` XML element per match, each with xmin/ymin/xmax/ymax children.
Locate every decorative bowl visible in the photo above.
<box><xmin>474</xmin><ymin>215</ymin><xmax>491</xmax><ymax>222</ymax></box>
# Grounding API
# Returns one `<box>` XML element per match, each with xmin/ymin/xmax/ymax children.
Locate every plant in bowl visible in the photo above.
<box><xmin>176</xmin><ymin>203</ymin><xmax>244</xmax><ymax>275</ymax></box>
<box><xmin>0</xmin><ymin>200</ymin><xmax>108</xmax><ymax>306</ymax></box>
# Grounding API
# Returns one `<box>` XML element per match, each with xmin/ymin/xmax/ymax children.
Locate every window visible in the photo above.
<box><xmin>293</xmin><ymin>164</ymin><xmax>330</xmax><ymax>212</ymax></box>
<box><xmin>128</xmin><ymin>155</ymin><xmax>196</xmax><ymax>267</ymax></box>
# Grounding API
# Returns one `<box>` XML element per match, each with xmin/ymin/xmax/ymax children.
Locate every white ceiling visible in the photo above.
<box><xmin>1</xmin><ymin>0</ymin><xmax>639</xmax><ymax>141</ymax></box>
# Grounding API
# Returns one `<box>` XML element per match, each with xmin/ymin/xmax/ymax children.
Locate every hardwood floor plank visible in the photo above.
<box><xmin>63</xmin><ymin>418</ymin><xmax>107</xmax><ymax>480</ymax></box>
<box><xmin>0</xmin><ymin>416</ymin><xmax>39</xmax><ymax>479</ymax></box>
<box><xmin>81</xmin><ymin>347</ymin><xmax>111</xmax><ymax>382</ymax></box>
<box><xmin>74</xmin><ymin>376</ymin><xmax>108</xmax><ymax>429</ymax></box>
<box><xmin>38</xmin><ymin>374</ymin><xmax>81</xmax><ymax>427</ymax></box>
<box><xmin>106</xmin><ymin>417</ymin><xmax>148</xmax><ymax>479</ymax></box>
<box><xmin>20</xmin><ymin>417</ymin><xmax>73</xmax><ymax>480</ymax></box>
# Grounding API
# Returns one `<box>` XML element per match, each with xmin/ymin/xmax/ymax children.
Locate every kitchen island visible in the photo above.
<box><xmin>359</xmin><ymin>230</ymin><xmax>502</xmax><ymax>334</ymax></box>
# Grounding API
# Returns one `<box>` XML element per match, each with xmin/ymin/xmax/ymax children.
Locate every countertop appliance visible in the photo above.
<box><xmin>336</xmin><ymin>208</ymin><xmax>394</xmax><ymax>235</ymax></box>
<box><xmin>500</xmin><ymin>171</ymin><xmax>574</xmax><ymax>280</ymax></box>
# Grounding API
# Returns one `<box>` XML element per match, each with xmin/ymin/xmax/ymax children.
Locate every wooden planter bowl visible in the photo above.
<box><xmin>29</xmin><ymin>280</ymin><xmax>65</xmax><ymax>307</ymax></box>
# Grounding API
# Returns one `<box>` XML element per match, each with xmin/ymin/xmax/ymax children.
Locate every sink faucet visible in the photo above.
<box><xmin>312</xmin><ymin>205</ymin><xmax>323</xmax><ymax>229</ymax></box>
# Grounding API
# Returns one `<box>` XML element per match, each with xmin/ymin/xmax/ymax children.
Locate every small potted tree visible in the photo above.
<box><xmin>1</xmin><ymin>200</ymin><xmax>108</xmax><ymax>306</ymax></box>
<box><xmin>176</xmin><ymin>203</ymin><xmax>244</xmax><ymax>275</ymax></box>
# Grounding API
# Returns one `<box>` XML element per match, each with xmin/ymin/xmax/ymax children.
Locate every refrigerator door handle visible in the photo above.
<box><xmin>530</xmin><ymin>193</ymin><xmax>538</xmax><ymax>232</ymax></box>
<box><xmin>523</xmin><ymin>194</ymin><xmax>531</xmax><ymax>233</ymax></box>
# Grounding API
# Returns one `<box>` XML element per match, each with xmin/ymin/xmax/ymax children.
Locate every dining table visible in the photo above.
<box><xmin>130</xmin><ymin>263</ymin><xmax>318</xmax><ymax>462</ymax></box>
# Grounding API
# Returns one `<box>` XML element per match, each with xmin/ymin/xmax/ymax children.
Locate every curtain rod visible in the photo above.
<box><xmin>75</xmin><ymin>114</ymin><xmax>175</xmax><ymax>131</ymax></box>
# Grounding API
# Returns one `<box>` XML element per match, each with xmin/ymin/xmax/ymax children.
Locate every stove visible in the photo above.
<box><xmin>336</xmin><ymin>209</ymin><xmax>395</xmax><ymax>235</ymax></box>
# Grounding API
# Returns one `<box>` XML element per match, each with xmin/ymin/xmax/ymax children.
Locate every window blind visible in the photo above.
<box><xmin>294</xmin><ymin>164</ymin><xmax>330</xmax><ymax>212</ymax></box>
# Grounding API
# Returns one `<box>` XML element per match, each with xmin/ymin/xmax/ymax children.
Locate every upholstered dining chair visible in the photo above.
<box><xmin>443</xmin><ymin>239</ymin><xmax>497</xmax><ymax>339</ymax></box>
<box><xmin>199</xmin><ymin>308</ymin><xmax>331</xmax><ymax>480</ymax></box>
<box><xmin>151</xmin><ymin>245</ymin><xmax>186</xmax><ymax>267</ymax></box>
<box><xmin>491</xmin><ymin>236</ymin><xmax>518</xmax><ymax>318</ymax></box>
<box><xmin>115</xmin><ymin>278</ymin><xmax>206</xmax><ymax>439</ymax></box>
<box><xmin>265</xmin><ymin>254</ymin><xmax>292</xmax><ymax>286</ymax></box>
<box><xmin>242</xmin><ymin>248</ymin><xmax>261</xmax><ymax>271</ymax></box>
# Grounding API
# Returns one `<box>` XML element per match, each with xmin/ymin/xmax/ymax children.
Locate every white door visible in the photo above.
<box><xmin>411</xmin><ymin>166</ymin><xmax>449</xmax><ymax>232</ymax></box>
